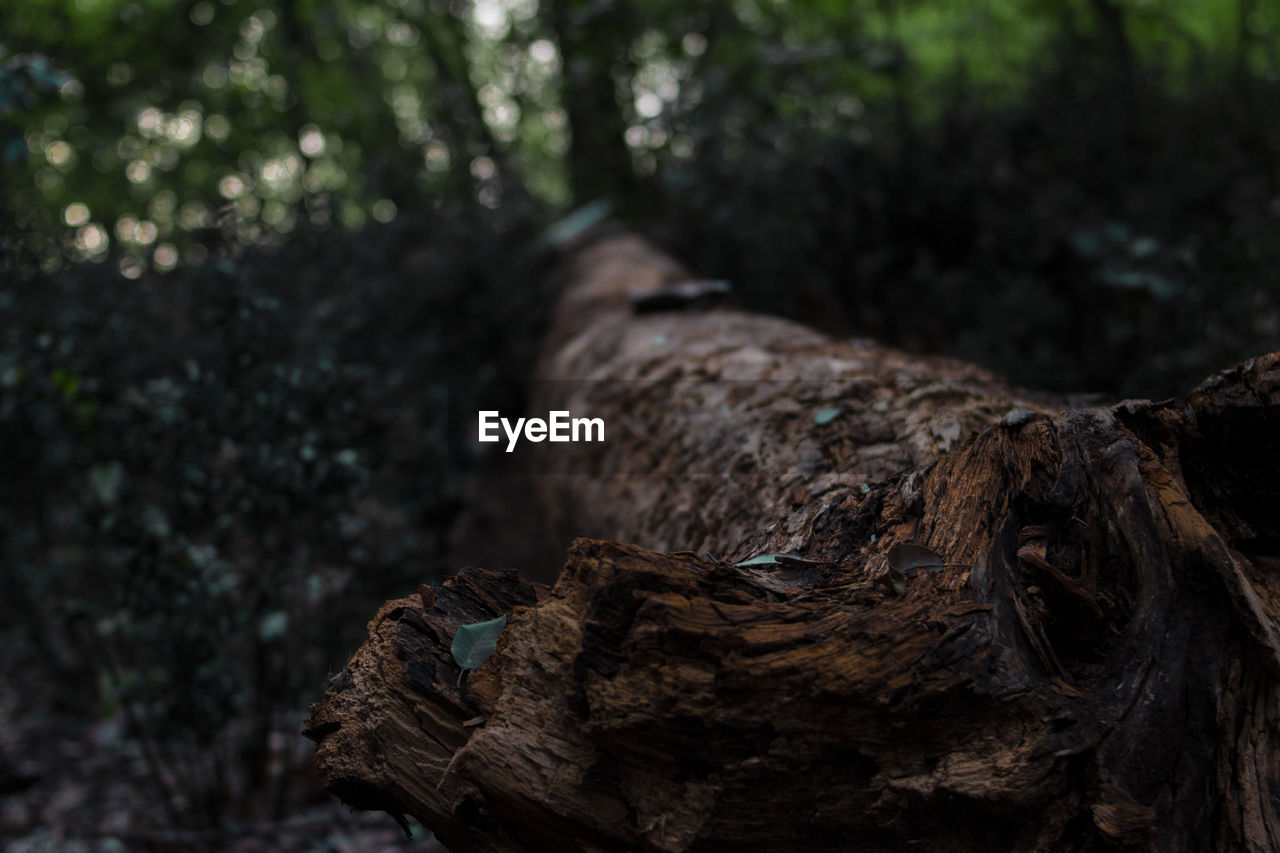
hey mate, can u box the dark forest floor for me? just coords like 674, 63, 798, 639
0, 629, 447, 852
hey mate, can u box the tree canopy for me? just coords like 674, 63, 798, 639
4, 1, 1275, 274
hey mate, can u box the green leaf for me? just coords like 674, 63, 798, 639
1129, 236, 1160, 259
52, 368, 78, 400
1098, 268, 1147, 289
540, 199, 612, 248
451, 614, 507, 686
887, 543, 947, 574
258, 611, 289, 641
1071, 229, 1102, 257
733, 553, 785, 566
1104, 221, 1131, 244
4, 137, 27, 164
732, 552, 832, 567
88, 461, 124, 505
814, 407, 841, 425
28, 57, 71, 90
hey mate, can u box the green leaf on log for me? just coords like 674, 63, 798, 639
814, 407, 841, 425
733, 553, 787, 566
733, 552, 833, 567
539, 199, 612, 248
452, 614, 507, 687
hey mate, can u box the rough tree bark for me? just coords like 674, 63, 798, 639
304, 233, 1280, 852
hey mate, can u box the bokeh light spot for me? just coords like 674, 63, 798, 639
218, 174, 247, 199
530, 39, 557, 63
682, 32, 707, 56
299, 125, 325, 157
471, 0, 509, 39
470, 155, 495, 180
126, 160, 152, 184
203, 64, 229, 89
135, 220, 159, 245
115, 215, 139, 242
179, 202, 211, 229
166, 112, 203, 146
386, 22, 419, 47
205, 114, 231, 141
107, 62, 133, 86
425, 141, 450, 172
190, 1, 214, 25
137, 107, 163, 137
76, 223, 108, 254
153, 243, 179, 271
63, 203, 90, 227
120, 256, 145, 279
45, 140, 74, 167
635, 91, 662, 118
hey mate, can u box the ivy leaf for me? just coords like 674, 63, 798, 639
451, 614, 507, 687
888, 543, 948, 574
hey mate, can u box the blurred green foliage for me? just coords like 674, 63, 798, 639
1, 0, 1278, 831
649, 58, 1280, 394
5, 0, 1276, 279
0, 197, 542, 821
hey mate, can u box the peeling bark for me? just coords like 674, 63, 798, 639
306, 234, 1280, 852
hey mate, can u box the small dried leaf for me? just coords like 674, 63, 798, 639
888, 543, 948, 574
876, 567, 907, 596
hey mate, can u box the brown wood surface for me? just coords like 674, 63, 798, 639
305, 234, 1280, 852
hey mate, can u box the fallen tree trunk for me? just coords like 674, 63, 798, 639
305, 233, 1280, 852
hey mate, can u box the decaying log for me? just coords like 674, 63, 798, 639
305, 233, 1280, 852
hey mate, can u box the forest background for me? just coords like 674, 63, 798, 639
1, 0, 1278, 847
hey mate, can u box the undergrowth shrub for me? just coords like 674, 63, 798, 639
0, 195, 545, 823
649, 50, 1280, 398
